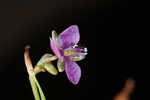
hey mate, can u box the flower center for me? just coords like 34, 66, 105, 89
64, 50, 75, 56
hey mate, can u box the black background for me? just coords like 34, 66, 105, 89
0, 0, 140, 100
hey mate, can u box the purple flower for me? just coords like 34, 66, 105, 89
50, 25, 87, 85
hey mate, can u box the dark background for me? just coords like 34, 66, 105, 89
0, 0, 140, 100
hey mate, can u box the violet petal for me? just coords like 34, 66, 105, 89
58, 25, 80, 49
65, 57, 81, 85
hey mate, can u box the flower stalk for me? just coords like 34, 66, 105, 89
24, 45, 58, 100
34, 66, 46, 75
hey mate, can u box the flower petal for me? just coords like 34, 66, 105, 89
69, 55, 85, 62
58, 25, 80, 49
50, 38, 62, 60
65, 57, 81, 85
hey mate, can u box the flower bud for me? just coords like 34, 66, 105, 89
52, 30, 61, 47
44, 62, 58, 75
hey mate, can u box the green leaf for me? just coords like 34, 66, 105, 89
44, 62, 58, 75
57, 58, 65, 72
37, 54, 53, 66
33, 76, 46, 100
29, 76, 40, 100
69, 55, 85, 61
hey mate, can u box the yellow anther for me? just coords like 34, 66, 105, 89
64, 50, 74, 56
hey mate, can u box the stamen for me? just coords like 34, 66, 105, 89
72, 44, 78, 48
84, 48, 88, 52
80, 47, 88, 53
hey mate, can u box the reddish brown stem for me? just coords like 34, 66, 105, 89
24, 45, 34, 75
113, 78, 135, 100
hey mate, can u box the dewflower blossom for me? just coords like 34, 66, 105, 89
24, 25, 88, 100
50, 25, 87, 84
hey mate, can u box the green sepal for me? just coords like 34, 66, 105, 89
52, 30, 61, 47
57, 58, 65, 72
37, 53, 53, 66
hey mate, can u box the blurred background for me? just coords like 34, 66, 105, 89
0, 0, 140, 100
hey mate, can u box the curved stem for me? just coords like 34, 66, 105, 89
44, 56, 58, 62
34, 66, 46, 75
24, 45, 34, 75
24, 45, 46, 100
24, 45, 59, 100
34, 55, 58, 75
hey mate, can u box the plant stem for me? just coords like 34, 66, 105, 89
29, 76, 40, 100
24, 45, 46, 100
33, 76, 46, 100
24, 45, 58, 100
24, 45, 34, 75
45, 56, 58, 62
34, 66, 46, 75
